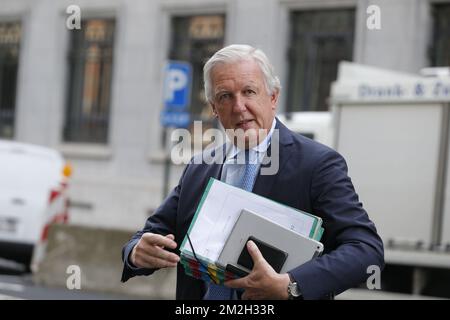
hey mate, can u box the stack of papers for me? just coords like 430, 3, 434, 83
179, 178, 324, 284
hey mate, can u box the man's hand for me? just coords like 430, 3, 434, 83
224, 240, 290, 300
131, 233, 180, 269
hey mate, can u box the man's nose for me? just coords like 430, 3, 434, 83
232, 94, 247, 113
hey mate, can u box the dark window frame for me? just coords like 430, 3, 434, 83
166, 14, 226, 147
431, 4, 450, 67
0, 21, 21, 139
63, 18, 116, 144
286, 9, 355, 112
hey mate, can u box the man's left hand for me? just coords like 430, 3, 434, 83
224, 240, 290, 300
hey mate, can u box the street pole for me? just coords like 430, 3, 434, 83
162, 127, 172, 200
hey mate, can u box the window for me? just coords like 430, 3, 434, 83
64, 19, 115, 143
0, 22, 21, 139
431, 4, 450, 67
168, 15, 225, 145
286, 9, 355, 112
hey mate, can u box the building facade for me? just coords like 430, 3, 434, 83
0, 0, 448, 230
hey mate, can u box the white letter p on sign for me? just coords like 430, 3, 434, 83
165, 69, 188, 102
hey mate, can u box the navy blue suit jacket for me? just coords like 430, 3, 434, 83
121, 119, 384, 300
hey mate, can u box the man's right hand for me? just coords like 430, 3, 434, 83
130, 233, 180, 269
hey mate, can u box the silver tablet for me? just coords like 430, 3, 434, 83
217, 209, 324, 274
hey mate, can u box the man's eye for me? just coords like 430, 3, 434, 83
244, 89, 256, 95
219, 93, 231, 100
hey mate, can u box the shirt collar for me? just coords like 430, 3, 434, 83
226, 118, 276, 160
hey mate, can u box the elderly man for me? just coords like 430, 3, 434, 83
121, 44, 384, 300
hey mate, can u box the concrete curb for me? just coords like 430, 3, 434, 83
0, 294, 23, 300
32, 224, 176, 299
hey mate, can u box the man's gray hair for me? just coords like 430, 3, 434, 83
203, 44, 281, 103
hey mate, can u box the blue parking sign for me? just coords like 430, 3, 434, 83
164, 61, 192, 109
161, 61, 192, 128
160, 110, 190, 128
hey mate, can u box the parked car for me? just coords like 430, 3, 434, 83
0, 139, 71, 271
276, 112, 334, 147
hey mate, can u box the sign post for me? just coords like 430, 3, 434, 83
160, 61, 192, 199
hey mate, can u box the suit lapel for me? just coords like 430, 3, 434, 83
253, 119, 294, 198
208, 162, 223, 181
203, 143, 227, 181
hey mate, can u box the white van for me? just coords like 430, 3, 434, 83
277, 112, 334, 147
0, 140, 71, 271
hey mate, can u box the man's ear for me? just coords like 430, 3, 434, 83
271, 90, 280, 110
211, 103, 218, 117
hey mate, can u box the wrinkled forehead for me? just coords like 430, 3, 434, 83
210, 58, 265, 87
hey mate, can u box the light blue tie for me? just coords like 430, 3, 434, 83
204, 150, 260, 300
